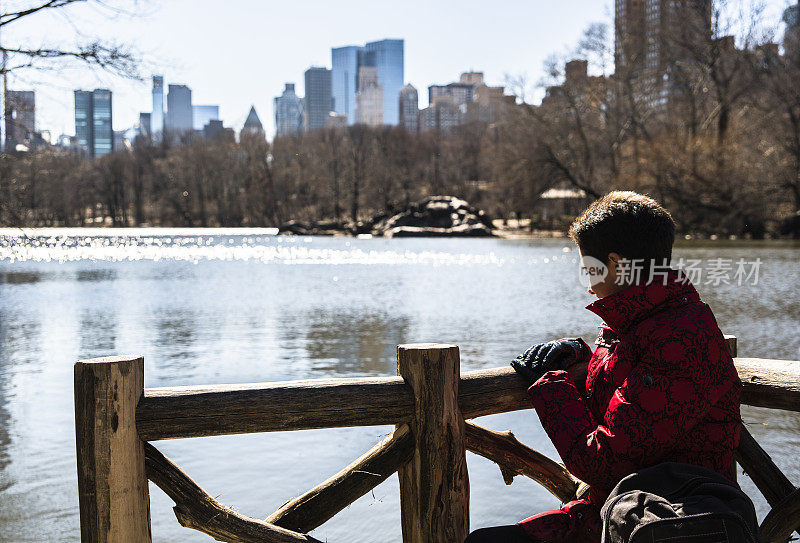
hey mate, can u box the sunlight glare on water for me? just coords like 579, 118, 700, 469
0, 228, 511, 267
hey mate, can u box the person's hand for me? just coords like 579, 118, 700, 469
510, 339, 589, 386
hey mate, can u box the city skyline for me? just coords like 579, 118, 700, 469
7, 0, 792, 141
2, 0, 620, 140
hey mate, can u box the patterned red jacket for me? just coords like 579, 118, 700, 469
518, 269, 742, 542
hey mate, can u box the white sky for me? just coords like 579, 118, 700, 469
8, 0, 792, 140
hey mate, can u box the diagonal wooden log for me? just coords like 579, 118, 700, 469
266, 424, 413, 533
735, 426, 796, 507
144, 442, 322, 543
760, 487, 800, 543
464, 421, 584, 503
735, 425, 799, 541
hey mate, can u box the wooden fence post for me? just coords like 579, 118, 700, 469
397, 344, 469, 543
75, 356, 152, 542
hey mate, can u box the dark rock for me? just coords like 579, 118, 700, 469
384, 224, 494, 238
313, 220, 346, 231
372, 196, 495, 237
779, 212, 800, 239
278, 220, 311, 235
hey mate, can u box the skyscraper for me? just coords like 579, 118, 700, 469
615, 0, 646, 77
418, 102, 461, 134
420, 71, 509, 131
331, 45, 359, 123
784, 1, 800, 59
74, 90, 93, 155
364, 39, 404, 125
465, 83, 513, 125
428, 83, 474, 107
138, 113, 151, 139
203, 120, 226, 141
74, 89, 113, 158
355, 66, 383, 126
274, 83, 304, 137
304, 67, 333, 132
645, 0, 712, 74
151, 76, 164, 137
241, 106, 265, 139
615, 0, 712, 104
193, 105, 220, 131
615, 1, 712, 75
5, 90, 35, 151
166, 84, 193, 134
92, 89, 113, 157
399, 84, 419, 133
331, 39, 404, 126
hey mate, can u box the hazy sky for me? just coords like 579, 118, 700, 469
11, 0, 793, 139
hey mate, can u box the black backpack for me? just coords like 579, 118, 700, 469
601, 462, 762, 543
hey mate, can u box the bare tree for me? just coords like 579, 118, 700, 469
0, 1, 140, 77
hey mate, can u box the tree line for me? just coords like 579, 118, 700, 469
3, 5, 800, 236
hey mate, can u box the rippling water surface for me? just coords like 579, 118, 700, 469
0, 230, 798, 542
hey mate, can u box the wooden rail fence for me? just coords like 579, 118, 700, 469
74, 336, 800, 542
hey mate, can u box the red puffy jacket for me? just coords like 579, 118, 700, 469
518, 269, 742, 542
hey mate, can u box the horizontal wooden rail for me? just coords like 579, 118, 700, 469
138, 358, 800, 441
735, 358, 800, 413
137, 376, 411, 440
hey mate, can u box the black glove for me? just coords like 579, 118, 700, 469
510, 339, 589, 386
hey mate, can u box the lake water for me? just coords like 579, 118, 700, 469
0, 230, 798, 542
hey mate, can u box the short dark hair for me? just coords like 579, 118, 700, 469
569, 191, 676, 269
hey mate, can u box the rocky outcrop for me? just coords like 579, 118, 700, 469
780, 211, 800, 239
372, 196, 494, 238
277, 196, 495, 237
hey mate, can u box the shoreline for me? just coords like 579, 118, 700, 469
1, 226, 798, 243
0, 225, 566, 239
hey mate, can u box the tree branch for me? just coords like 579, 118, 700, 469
0, 42, 139, 78
0, 0, 86, 28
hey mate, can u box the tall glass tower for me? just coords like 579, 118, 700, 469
166, 84, 193, 134
399, 84, 419, 133
151, 76, 164, 137
364, 39, 403, 125
274, 83, 304, 136
332, 46, 359, 123
74, 90, 93, 156
304, 67, 333, 132
74, 89, 113, 158
193, 105, 219, 131
92, 89, 113, 157
331, 39, 404, 126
